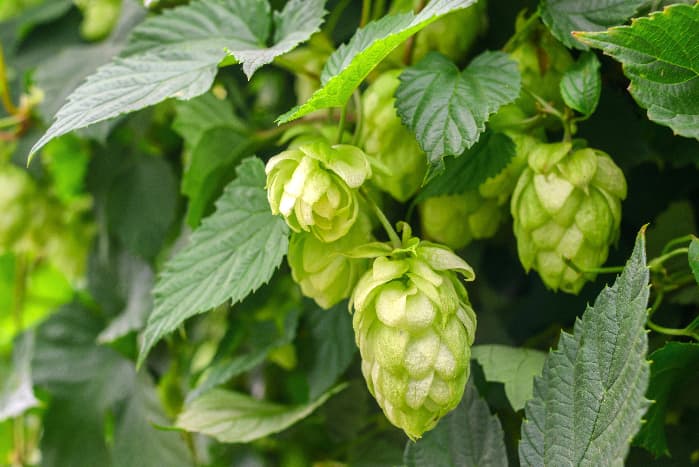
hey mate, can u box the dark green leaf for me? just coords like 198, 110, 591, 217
277, 0, 476, 123
0, 332, 38, 421
689, 236, 699, 285
29, 0, 326, 157
471, 344, 546, 411
560, 51, 601, 116
139, 157, 289, 366
106, 155, 178, 260
576, 4, 699, 139
634, 342, 699, 457
396, 51, 520, 165
404, 381, 508, 467
414, 131, 515, 202
176, 384, 346, 443
305, 303, 357, 399
519, 228, 651, 465
540, 0, 646, 49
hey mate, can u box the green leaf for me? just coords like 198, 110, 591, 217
539, 0, 646, 49
0, 332, 38, 421
395, 51, 520, 165
305, 302, 357, 399
519, 228, 651, 465
404, 381, 508, 467
689, 236, 699, 285
172, 92, 246, 148
471, 344, 546, 411
176, 384, 346, 443
29, 0, 326, 157
576, 4, 699, 139
414, 131, 515, 202
276, 0, 476, 123
633, 342, 699, 457
139, 157, 289, 366
106, 155, 178, 260
560, 51, 601, 116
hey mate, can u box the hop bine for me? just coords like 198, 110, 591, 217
350, 226, 476, 439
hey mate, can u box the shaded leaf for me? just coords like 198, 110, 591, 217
30, 0, 326, 157
404, 381, 507, 467
689, 236, 699, 285
634, 342, 699, 457
396, 51, 520, 165
176, 384, 346, 443
519, 228, 651, 466
471, 344, 546, 411
0, 332, 38, 421
560, 51, 601, 116
139, 157, 289, 366
414, 131, 515, 202
540, 0, 646, 49
277, 0, 476, 123
576, 4, 699, 139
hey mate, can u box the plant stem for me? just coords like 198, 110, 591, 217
0, 43, 18, 116
360, 0, 371, 27
361, 187, 401, 248
563, 257, 624, 275
646, 319, 699, 341
402, 0, 427, 66
254, 113, 354, 142
351, 90, 363, 146
0, 114, 22, 129
371, 0, 386, 20
649, 247, 689, 271
661, 234, 693, 255
647, 290, 664, 319
502, 10, 540, 52
336, 104, 347, 144
323, 0, 352, 35
13, 254, 27, 332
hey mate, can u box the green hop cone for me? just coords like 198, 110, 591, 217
266, 141, 372, 242
288, 212, 373, 309
75, 0, 121, 41
508, 15, 573, 116
351, 227, 477, 439
511, 142, 627, 293
360, 71, 426, 202
419, 133, 533, 250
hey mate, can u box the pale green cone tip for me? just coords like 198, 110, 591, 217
511, 143, 627, 293
350, 234, 476, 439
265, 140, 372, 243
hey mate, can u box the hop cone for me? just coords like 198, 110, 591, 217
266, 141, 371, 242
419, 133, 533, 249
511, 142, 627, 293
360, 71, 425, 202
288, 213, 373, 309
351, 231, 477, 439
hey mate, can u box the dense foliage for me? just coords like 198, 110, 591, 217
1, 0, 698, 466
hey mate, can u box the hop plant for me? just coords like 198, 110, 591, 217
266, 141, 372, 242
511, 142, 627, 293
351, 226, 476, 439
288, 213, 373, 309
419, 133, 534, 250
360, 71, 425, 202
0, 164, 37, 250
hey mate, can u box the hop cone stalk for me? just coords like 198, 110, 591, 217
288, 212, 373, 309
351, 231, 476, 439
511, 142, 627, 293
360, 71, 425, 202
266, 141, 371, 242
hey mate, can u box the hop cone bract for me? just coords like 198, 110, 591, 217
360, 71, 425, 202
351, 233, 476, 439
511, 142, 627, 293
266, 141, 371, 242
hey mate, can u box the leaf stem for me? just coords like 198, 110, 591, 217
0, 113, 22, 129
646, 319, 699, 341
323, 0, 352, 35
648, 247, 689, 271
0, 43, 18, 116
351, 90, 363, 146
360, 0, 371, 27
502, 10, 540, 53
661, 234, 693, 255
371, 0, 386, 20
336, 104, 347, 144
563, 257, 624, 275
361, 187, 401, 248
